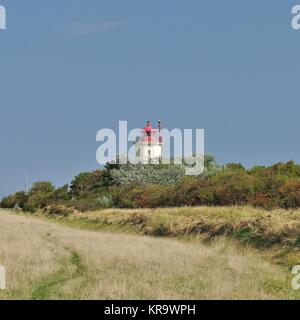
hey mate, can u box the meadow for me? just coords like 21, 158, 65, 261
1, 206, 300, 300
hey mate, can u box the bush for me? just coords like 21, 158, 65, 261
269, 161, 300, 178
225, 163, 245, 171
5, 158, 300, 211
212, 171, 255, 205
171, 177, 215, 206
252, 170, 286, 195
65, 197, 98, 212
95, 195, 114, 208
110, 163, 186, 186
135, 185, 171, 208
0, 191, 28, 209
115, 185, 171, 208
52, 184, 70, 201
248, 193, 278, 210
0, 195, 16, 208
24, 181, 55, 211
278, 179, 300, 208
43, 205, 79, 217
70, 170, 107, 197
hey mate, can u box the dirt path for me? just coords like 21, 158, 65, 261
0, 211, 299, 300
30, 237, 88, 300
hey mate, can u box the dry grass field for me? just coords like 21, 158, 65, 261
63, 206, 300, 266
0, 208, 300, 300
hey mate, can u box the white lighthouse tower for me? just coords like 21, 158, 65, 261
135, 121, 163, 164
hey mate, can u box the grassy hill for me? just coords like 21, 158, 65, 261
1, 207, 300, 299
40, 206, 300, 266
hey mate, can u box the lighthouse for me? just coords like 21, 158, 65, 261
135, 121, 163, 164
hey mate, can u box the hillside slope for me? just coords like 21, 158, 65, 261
0, 210, 299, 300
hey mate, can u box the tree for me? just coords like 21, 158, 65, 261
269, 161, 300, 178
225, 163, 245, 171
0, 191, 28, 209
278, 179, 300, 208
101, 162, 120, 187
25, 181, 55, 211
204, 154, 218, 170
70, 172, 92, 197
30, 181, 55, 194
70, 170, 105, 197
88, 170, 104, 192
52, 184, 70, 201
212, 171, 255, 205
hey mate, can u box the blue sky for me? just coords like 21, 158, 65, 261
0, 0, 299, 197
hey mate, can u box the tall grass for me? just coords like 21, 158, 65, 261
0, 209, 300, 299
50, 206, 300, 267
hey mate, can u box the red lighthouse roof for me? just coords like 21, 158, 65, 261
143, 121, 155, 133
142, 121, 159, 143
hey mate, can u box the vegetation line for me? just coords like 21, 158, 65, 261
3, 158, 300, 213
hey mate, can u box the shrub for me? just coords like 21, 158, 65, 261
0, 191, 28, 209
95, 195, 114, 208
110, 163, 186, 186
69, 170, 106, 197
5, 157, 300, 212
30, 181, 55, 194
225, 163, 245, 171
64, 197, 99, 212
0, 195, 16, 208
278, 179, 300, 208
171, 177, 207, 206
212, 171, 255, 205
252, 170, 286, 195
43, 205, 79, 217
269, 161, 300, 178
115, 185, 171, 208
249, 193, 278, 210
52, 184, 70, 201
70, 172, 93, 198
135, 185, 171, 208
23, 181, 55, 211
116, 187, 145, 208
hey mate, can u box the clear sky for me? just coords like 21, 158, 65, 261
0, 0, 299, 197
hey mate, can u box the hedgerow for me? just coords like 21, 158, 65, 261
2, 157, 300, 211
